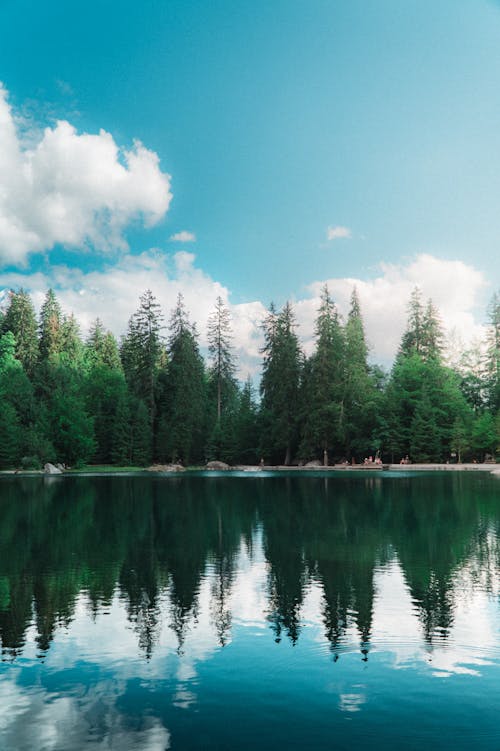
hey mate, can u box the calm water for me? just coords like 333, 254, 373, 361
1, 471, 500, 750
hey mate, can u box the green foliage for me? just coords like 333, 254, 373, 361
158, 294, 206, 464
120, 290, 164, 428
0, 284, 499, 469
299, 286, 343, 463
39, 289, 63, 362
260, 301, 302, 465
1, 289, 39, 374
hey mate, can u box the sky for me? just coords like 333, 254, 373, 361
0, 0, 499, 373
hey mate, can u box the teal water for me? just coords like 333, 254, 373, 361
1, 471, 500, 750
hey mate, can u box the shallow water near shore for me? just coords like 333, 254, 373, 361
1, 471, 500, 750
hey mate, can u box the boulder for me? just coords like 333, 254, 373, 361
206, 460, 230, 471
44, 463, 62, 474
305, 460, 323, 467
147, 464, 184, 472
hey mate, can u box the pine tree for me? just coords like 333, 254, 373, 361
235, 377, 259, 464
409, 387, 442, 461
159, 294, 206, 464
484, 292, 500, 412
60, 313, 84, 367
260, 301, 302, 465
39, 289, 63, 362
130, 398, 152, 466
121, 290, 164, 429
300, 286, 344, 464
206, 296, 238, 461
1, 289, 39, 375
421, 300, 443, 361
111, 391, 132, 465
342, 288, 379, 458
207, 296, 237, 422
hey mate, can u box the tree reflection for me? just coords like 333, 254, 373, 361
0, 472, 499, 660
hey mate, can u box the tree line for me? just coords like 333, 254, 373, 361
0, 284, 499, 468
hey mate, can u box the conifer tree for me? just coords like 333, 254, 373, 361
260, 301, 302, 465
60, 313, 84, 367
159, 294, 206, 464
121, 290, 164, 429
235, 377, 259, 464
206, 296, 238, 461
399, 287, 424, 358
342, 288, 379, 458
130, 398, 152, 466
484, 292, 500, 412
1, 289, 39, 375
86, 320, 122, 371
39, 289, 63, 362
207, 296, 237, 422
300, 286, 344, 464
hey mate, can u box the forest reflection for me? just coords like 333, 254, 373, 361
0, 473, 499, 661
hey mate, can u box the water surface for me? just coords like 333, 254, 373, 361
1, 471, 500, 750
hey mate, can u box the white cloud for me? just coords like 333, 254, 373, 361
0, 83, 172, 265
304, 253, 488, 363
0, 252, 488, 373
0, 250, 267, 379
327, 225, 351, 241
169, 230, 196, 243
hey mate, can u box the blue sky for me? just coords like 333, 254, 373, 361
0, 0, 499, 367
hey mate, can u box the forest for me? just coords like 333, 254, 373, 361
0, 284, 499, 468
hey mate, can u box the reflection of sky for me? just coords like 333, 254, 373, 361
2, 534, 500, 749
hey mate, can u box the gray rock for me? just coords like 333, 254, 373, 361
305, 460, 323, 467
206, 460, 230, 470
147, 464, 184, 472
44, 463, 62, 474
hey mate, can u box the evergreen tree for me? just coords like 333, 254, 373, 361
300, 286, 344, 464
206, 296, 238, 461
421, 300, 443, 361
159, 294, 206, 464
409, 387, 442, 461
381, 291, 470, 462
111, 391, 132, 465
235, 377, 259, 464
1, 289, 39, 375
121, 290, 164, 428
260, 301, 302, 465
86, 319, 122, 371
399, 287, 424, 357
484, 292, 500, 412
39, 289, 63, 362
60, 313, 84, 367
130, 398, 152, 466
207, 296, 236, 421
342, 288, 379, 458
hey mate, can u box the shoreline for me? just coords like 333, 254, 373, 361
1, 462, 500, 477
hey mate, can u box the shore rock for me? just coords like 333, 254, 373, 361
147, 464, 184, 472
304, 460, 323, 467
206, 460, 231, 470
44, 463, 62, 474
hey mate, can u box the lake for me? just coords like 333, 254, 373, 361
0, 471, 499, 750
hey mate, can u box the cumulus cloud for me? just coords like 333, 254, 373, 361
0, 251, 488, 374
169, 230, 196, 243
0, 250, 267, 378
0, 83, 172, 265
327, 225, 351, 241
304, 253, 488, 363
